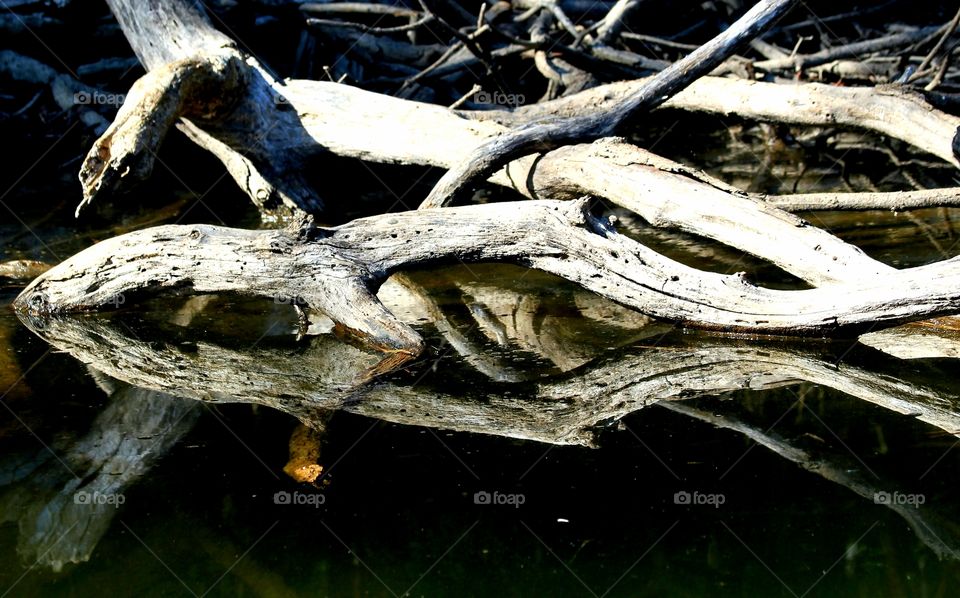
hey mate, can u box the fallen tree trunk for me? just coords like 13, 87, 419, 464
14, 200, 960, 354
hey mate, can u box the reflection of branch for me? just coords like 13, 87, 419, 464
18, 313, 960, 560
388, 272, 663, 381
0, 384, 199, 571
19, 314, 960, 447
662, 401, 960, 560
389, 274, 529, 382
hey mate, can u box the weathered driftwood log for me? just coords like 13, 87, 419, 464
52, 0, 960, 349
487, 76, 960, 169
13, 199, 960, 356
70, 64, 957, 291
763, 188, 960, 211
73, 44, 956, 291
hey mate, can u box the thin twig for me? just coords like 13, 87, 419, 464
910, 5, 960, 83
594, 0, 645, 46
305, 15, 434, 35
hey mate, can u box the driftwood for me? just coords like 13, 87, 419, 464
28, 0, 959, 350
8, 0, 960, 580
15, 199, 960, 368
68, 76, 958, 290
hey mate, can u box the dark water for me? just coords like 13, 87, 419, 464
4, 128, 960, 597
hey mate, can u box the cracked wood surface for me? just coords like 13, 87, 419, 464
14, 200, 960, 353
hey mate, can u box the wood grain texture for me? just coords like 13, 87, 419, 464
14, 200, 960, 350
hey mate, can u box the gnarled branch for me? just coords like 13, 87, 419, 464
14, 200, 960, 353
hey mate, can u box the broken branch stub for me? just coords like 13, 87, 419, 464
79, 0, 325, 219
77, 54, 247, 213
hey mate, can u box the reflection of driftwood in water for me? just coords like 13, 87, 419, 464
15, 312, 960, 561
19, 313, 960, 447
387, 273, 663, 381
861, 326, 960, 360
662, 401, 960, 560
0, 381, 199, 571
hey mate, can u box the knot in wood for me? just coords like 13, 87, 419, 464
22, 288, 51, 314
